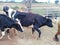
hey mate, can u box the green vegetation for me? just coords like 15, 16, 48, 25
11, 6, 19, 10
31, 8, 46, 15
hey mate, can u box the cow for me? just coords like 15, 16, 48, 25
3, 6, 53, 38
0, 14, 23, 39
54, 21, 60, 41
3, 6, 24, 31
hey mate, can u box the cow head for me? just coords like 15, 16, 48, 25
46, 19, 53, 27
3, 6, 9, 13
3, 6, 9, 15
11, 24, 23, 32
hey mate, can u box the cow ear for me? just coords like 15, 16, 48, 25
45, 16, 49, 19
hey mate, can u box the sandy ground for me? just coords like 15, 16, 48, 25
0, 22, 60, 45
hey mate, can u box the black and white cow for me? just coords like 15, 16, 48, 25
3, 6, 53, 38
0, 14, 23, 39
3, 6, 24, 31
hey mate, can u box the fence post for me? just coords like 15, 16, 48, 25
24, 0, 32, 12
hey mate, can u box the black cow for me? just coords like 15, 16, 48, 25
0, 14, 23, 39
14, 12, 53, 38
3, 6, 53, 38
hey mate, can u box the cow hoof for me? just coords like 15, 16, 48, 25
54, 35, 59, 41
53, 37, 59, 42
55, 38, 59, 41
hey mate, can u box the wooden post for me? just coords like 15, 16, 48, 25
25, 0, 32, 12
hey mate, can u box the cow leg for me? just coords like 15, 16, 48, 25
54, 34, 59, 41
7, 35, 12, 40
34, 26, 41, 38
7, 29, 9, 33
0, 31, 5, 39
7, 29, 12, 40
32, 28, 35, 34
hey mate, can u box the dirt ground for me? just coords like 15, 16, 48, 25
0, 22, 60, 45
